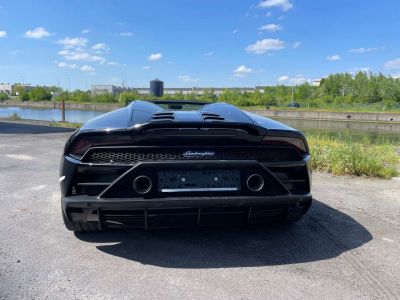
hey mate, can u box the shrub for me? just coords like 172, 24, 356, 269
118, 91, 139, 106
28, 87, 52, 101
0, 92, 8, 101
308, 135, 399, 178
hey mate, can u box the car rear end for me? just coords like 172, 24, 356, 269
60, 101, 312, 231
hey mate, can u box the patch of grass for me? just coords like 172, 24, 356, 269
49, 121, 82, 129
307, 134, 399, 178
8, 112, 21, 120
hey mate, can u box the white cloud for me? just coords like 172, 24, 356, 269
178, 75, 199, 83
277, 75, 310, 85
58, 50, 69, 56
392, 73, 400, 79
327, 54, 341, 61
91, 43, 110, 53
204, 51, 214, 56
293, 41, 301, 48
384, 58, 400, 70
120, 32, 134, 36
81, 65, 95, 72
0, 31, 7, 38
141, 65, 151, 70
57, 62, 79, 69
232, 29, 238, 35
258, 0, 293, 11
81, 29, 91, 34
277, 75, 289, 82
24, 27, 52, 39
59, 50, 105, 64
233, 65, 253, 77
147, 53, 162, 61
57, 37, 87, 48
258, 24, 282, 32
349, 47, 379, 53
246, 38, 285, 54
107, 61, 125, 67
290, 75, 310, 85
91, 43, 107, 50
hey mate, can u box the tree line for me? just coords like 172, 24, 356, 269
2, 72, 400, 109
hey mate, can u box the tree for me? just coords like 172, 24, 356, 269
28, 87, 52, 101
0, 92, 8, 101
118, 91, 140, 105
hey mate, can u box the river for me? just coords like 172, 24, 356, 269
0, 106, 399, 143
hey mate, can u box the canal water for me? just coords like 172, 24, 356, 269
0, 106, 399, 143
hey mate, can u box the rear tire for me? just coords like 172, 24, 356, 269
62, 208, 101, 232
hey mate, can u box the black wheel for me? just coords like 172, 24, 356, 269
62, 207, 101, 232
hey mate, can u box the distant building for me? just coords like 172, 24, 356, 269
312, 79, 322, 87
0, 83, 36, 95
0, 83, 12, 94
91, 85, 134, 95
150, 79, 164, 97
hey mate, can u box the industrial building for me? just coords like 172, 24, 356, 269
0, 83, 36, 95
90, 85, 135, 95
90, 84, 257, 96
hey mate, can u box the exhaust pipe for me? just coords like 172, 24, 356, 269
246, 174, 264, 192
133, 175, 152, 194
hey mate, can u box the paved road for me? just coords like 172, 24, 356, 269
0, 122, 399, 299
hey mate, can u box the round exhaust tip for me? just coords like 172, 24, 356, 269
133, 175, 152, 195
246, 174, 264, 192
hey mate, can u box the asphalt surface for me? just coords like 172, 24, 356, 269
0, 121, 399, 299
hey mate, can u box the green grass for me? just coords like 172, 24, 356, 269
49, 121, 82, 129
307, 134, 399, 178
8, 112, 21, 120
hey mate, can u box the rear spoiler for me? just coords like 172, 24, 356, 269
127, 121, 267, 136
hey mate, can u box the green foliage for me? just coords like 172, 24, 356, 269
118, 91, 140, 105
308, 134, 399, 178
92, 93, 117, 103
8, 112, 21, 120
70, 90, 92, 102
0, 92, 8, 101
28, 87, 52, 101
13, 84, 26, 96
19, 92, 30, 101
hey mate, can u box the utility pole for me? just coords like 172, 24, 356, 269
62, 75, 70, 122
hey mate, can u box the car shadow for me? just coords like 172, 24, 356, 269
0, 122, 75, 134
75, 199, 372, 268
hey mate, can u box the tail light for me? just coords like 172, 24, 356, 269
262, 136, 308, 154
68, 134, 133, 157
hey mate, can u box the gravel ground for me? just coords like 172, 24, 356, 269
0, 121, 399, 299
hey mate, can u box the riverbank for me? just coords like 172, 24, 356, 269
0, 99, 121, 112
1, 100, 400, 123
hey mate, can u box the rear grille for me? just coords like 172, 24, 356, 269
84, 147, 302, 164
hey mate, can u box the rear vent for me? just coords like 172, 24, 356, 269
151, 112, 175, 121
202, 112, 225, 121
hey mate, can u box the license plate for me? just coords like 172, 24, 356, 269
158, 170, 240, 192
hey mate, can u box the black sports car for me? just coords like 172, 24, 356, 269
60, 100, 312, 232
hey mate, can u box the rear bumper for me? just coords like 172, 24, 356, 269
61, 154, 312, 228
62, 194, 312, 228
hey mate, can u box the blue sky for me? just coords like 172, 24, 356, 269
1, 0, 400, 90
